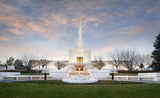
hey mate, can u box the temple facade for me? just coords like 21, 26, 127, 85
68, 18, 92, 71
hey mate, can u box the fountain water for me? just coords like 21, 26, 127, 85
62, 68, 98, 84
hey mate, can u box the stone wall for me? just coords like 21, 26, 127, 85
89, 69, 111, 79
49, 69, 69, 79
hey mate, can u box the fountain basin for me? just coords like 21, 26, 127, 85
62, 75, 98, 84
62, 78, 98, 83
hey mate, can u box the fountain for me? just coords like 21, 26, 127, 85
62, 68, 98, 84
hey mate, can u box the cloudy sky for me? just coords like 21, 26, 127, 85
0, 0, 160, 60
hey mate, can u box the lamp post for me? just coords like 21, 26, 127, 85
44, 70, 47, 80
79, 67, 80, 77
111, 71, 114, 81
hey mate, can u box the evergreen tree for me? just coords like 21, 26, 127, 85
154, 33, 160, 49
152, 32, 160, 71
14, 59, 25, 70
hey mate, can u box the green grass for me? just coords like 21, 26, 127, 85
15, 80, 143, 85
0, 80, 160, 98
114, 73, 138, 76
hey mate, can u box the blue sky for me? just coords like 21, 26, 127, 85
0, 0, 160, 60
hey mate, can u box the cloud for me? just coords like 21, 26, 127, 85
39, 13, 68, 25
102, 47, 113, 52
0, 2, 17, 13
8, 29, 23, 35
146, 7, 160, 14
27, 22, 44, 33
0, 2, 27, 35
0, 36, 9, 41
118, 26, 143, 36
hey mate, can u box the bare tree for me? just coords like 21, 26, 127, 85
138, 54, 146, 70
135, 53, 152, 69
144, 53, 152, 67
121, 50, 142, 71
139, 64, 144, 70
109, 50, 123, 69
21, 54, 38, 71
39, 59, 50, 69
139, 54, 146, 64
4, 57, 15, 70
55, 61, 67, 70
0, 60, 2, 70
6, 57, 15, 65
93, 57, 105, 70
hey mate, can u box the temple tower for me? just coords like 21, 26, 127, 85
69, 18, 91, 71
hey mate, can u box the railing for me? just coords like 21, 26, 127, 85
107, 75, 155, 81
3, 75, 52, 80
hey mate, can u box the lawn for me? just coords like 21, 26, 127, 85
0, 80, 160, 98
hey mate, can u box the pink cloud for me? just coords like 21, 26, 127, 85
12, 23, 21, 29
8, 29, 23, 35
0, 2, 16, 12
39, 14, 68, 25
71, 16, 102, 28
128, 27, 143, 36
27, 23, 45, 33
102, 47, 113, 52
0, 36, 9, 41
0, 16, 19, 26
119, 26, 143, 36
0, 11, 25, 36
27, 21, 61, 41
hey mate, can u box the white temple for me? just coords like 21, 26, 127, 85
68, 18, 92, 71
49, 18, 112, 82
41, 17, 125, 70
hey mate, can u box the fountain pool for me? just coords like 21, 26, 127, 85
62, 75, 98, 84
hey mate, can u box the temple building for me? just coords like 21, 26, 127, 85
48, 18, 113, 80
41, 18, 119, 70
68, 18, 92, 71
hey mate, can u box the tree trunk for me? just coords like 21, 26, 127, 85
116, 66, 118, 69
5, 65, 8, 70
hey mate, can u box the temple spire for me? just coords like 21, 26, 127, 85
79, 17, 82, 40
78, 17, 83, 48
